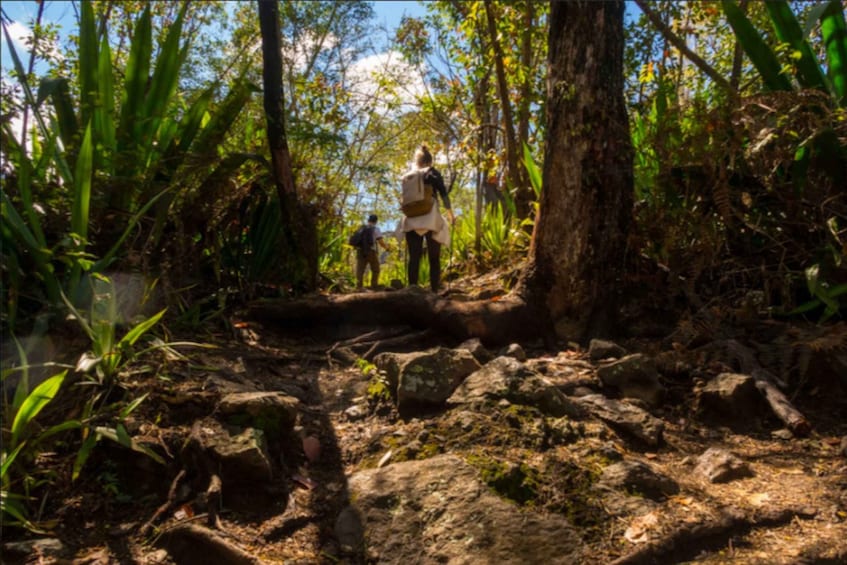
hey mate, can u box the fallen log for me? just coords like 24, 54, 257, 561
722, 340, 811, 437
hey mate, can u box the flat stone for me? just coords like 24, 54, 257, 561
694, 448, 753, 483
449, 356, 585, 418
346, 455, 583, 564
596, 354, 665, 407
575, 394, 664, 447
588, 339, 627, 361
598, 460, 679, 499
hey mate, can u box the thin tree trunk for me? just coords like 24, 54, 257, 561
258, 0, 297, 199
258, 0, 318, 291
519, 0, 633, 341
730, 0, 749, 90
483, 0, 531, 219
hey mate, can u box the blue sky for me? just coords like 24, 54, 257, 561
0, 1, 429, 75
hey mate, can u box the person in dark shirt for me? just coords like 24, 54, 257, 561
356, 214, 390, 289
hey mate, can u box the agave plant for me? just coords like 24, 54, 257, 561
0, 0, 256, 327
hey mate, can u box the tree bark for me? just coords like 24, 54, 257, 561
518, 0, 634, 342
257, 0, 318, 291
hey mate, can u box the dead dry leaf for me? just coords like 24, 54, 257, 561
624, 511, 660, 544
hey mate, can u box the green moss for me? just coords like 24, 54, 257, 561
466, 453, 539, 505
535, 458, 606, 540
415, 442, 442, 460
366, 374, 392, 404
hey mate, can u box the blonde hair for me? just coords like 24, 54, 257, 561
415, 144, 433, 168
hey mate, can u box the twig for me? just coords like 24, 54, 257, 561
140, 469, 187, 537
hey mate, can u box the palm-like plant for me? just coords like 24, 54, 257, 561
1, 1, 256, 328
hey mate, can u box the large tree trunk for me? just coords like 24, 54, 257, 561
519, 0, 633, 341
258, 0, 318, 291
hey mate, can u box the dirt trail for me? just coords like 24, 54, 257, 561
3, 309, 847, 564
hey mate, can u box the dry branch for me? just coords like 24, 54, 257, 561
722, 339, 811, 436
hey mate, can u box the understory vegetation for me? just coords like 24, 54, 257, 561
1, 0, 845, 536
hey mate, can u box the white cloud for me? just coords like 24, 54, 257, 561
6, 21, 31, 52
347, 49, 426, 111
2, 20, 64, 65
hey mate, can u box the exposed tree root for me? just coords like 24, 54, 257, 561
610, 506, 817, 565
140, 469, 187, 537
245, 287, 548, 347
156, 522, 259, 565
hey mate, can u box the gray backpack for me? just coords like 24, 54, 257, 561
400, 167, 433, 217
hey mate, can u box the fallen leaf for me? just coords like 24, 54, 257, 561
624, 511, 660, 544
174, 503, 194, 520
747, 492, 770, 506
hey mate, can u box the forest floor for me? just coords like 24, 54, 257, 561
3, 271, 847, 565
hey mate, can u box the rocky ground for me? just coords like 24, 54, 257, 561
3, 283, 847, 564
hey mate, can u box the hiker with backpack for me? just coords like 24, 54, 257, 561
398, 144, 455, 292
350, 214, 389, 290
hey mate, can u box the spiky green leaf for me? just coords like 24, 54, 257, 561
722, 0, 793, 91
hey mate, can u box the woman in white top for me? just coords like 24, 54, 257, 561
398, 145, 455, 292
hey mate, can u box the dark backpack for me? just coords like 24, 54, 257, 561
348, 225, 375, 252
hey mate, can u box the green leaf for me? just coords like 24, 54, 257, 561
765, 1, 829, 91
72, 432, 98, 481
95, 33, 116, 173
11, 337, 30, 411
821, 0, 847, 105
71, 123, 94, 241
10, 371, 67, 446
118, 308, 165, 349
804, 2, 833, 37
94, 426, 165, 464
522, 142, 542, 198
79, 0, 99, 130
120, 393, 149, 419
119, 4, 152, 162
1, 442, 27, 480
139, 2, 190, 154
722, 0, 793, 92
36, 77, 79, 152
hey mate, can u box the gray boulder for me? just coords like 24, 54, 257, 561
374, 347, 481, 412
575, 394, 664, 447
449, 356, 585, 418
218, 391, 299, 439
344, 455, 583, 564
596, 354, 666, 407
694, 448, 754, 483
